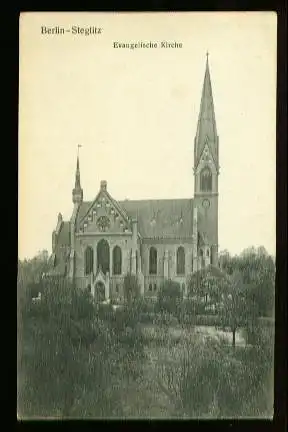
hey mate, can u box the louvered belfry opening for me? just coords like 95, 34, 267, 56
200, 167, 212, 192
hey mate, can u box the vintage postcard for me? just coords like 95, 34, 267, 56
18, 12, 276, 419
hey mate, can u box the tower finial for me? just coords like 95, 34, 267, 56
77, 144, 82, 169
206, 51, 210, 68
77, 144, 82, 158
73, 145, 83, 204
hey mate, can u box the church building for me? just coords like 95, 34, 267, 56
48, 56, 220, 302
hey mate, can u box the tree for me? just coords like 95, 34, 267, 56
187, 265, 229, 314
18, 277, 121, 418
123, 273, 141, 306
18, 251, 50, 299
220, 246, 275, 318
109, 275, 147, 384
217, 247, 276, 348
219, 270, 247, 349
156, 280, 182, 317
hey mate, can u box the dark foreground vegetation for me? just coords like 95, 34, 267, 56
17, 247, 274, 418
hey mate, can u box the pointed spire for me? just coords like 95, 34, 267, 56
72, 145, 83, 204
194, 54, 218, 169
75, 145, 82, 189
75, 155, 81, 189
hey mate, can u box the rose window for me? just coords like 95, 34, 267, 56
96, 216, 110, 232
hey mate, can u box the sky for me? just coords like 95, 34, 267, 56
18, 12, 277, 259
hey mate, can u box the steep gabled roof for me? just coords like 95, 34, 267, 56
76, 202, 91, 226
75, 198, 194, 239
57, 221, 70, 246
75, 187, 131, 231
47, 221, 70, 276
120, 198, 194, 239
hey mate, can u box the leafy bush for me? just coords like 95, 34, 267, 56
157, 332, 273, 418
156, 280, 182, 316
138, 298, 156, 314
97, 303, 115, 322
139, 311, 157, 324
123, 273, 141, 305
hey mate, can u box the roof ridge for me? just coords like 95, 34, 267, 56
80, 197, 194, 204
119, 197, 194, 202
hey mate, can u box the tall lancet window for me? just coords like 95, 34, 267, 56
176, 246, 185, 275
200, 167, 212, 192
113, 246, 122, 275
84, 246, 94, 275
149, 247, 157, 275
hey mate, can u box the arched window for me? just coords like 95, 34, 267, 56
113, 245, 122, 275
87, 284, 91, 293
149, 283, 152, 291
97, 239, 110, 274
149, 247, 157, 275
176, 246, 185, 275
84, 246, 93, 275
153, 284, 157, 291
200, 167, 212, 192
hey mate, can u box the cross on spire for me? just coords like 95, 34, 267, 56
206, 51, 209, 61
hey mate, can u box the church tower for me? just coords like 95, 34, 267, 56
194, 54, 219, 265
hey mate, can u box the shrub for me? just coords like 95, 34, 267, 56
123, 274, 141, 305
139, 311, 156, 324
97, 303, 115, 322
138, 298, 156, 314
156, 280, 182, 316
157, 333, 273, 418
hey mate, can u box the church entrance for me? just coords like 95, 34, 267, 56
95, 282, 105, 302
97, 239, 110, 274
